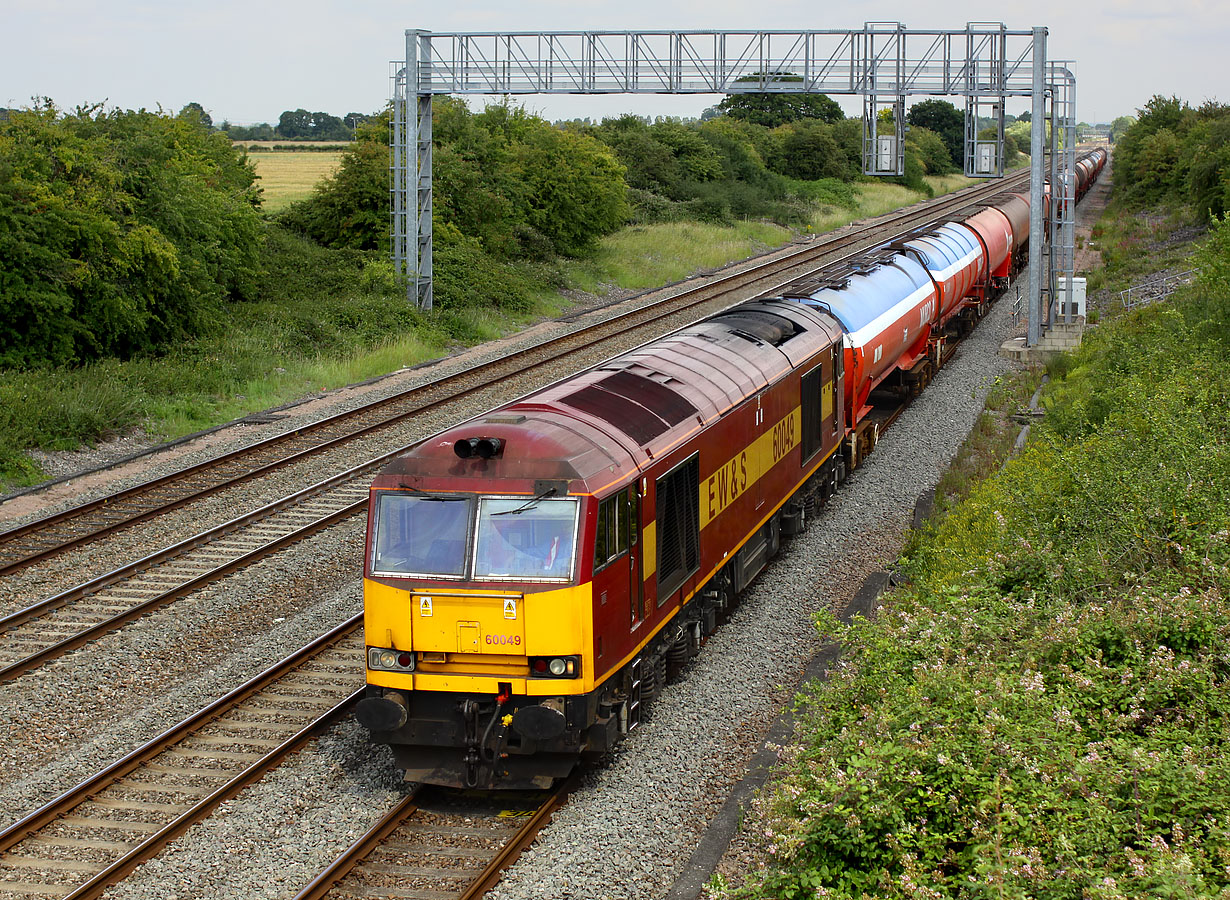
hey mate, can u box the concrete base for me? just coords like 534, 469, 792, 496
999, 319, 1086, 364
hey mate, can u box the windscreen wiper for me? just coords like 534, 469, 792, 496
492, 487, 558, 516
398, 482, 468, 501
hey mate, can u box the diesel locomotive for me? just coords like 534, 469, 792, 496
355, 151, 1107, 789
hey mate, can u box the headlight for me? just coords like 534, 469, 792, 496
529, 655, 580, 678
368, 646, 415, 672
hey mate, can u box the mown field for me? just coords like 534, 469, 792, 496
249, 151, 345, 214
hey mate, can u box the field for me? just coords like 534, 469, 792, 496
248, 151, 345, 213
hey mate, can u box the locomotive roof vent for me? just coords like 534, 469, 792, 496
454, 437, 504, 459
711, 310, 800, 346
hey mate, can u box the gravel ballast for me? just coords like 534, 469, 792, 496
1, 267, 1027, 900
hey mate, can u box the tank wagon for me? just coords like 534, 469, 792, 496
356, 157, 1107, 789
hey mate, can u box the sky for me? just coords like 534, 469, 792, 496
4, 0, 1227, 127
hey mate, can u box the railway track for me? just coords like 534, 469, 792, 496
0, 616, 363, 900
293, 782, 570, 900
0, 170, 1028, 585
0, 613, 570, 900
0, 172, 1028, 684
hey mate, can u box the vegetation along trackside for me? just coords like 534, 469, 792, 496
721, 100, 1230, 900
1, 94, 993, 491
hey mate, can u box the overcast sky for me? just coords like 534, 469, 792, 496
5, 0, 1225, 127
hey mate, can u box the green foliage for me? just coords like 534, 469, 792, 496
287, 98, 627, 261
907, 99, 965, 171
772, 122, 850, 181
511, 123, 629, 257
0, 101, 263, 368
1113, 95, 1230, 218
222, 121, 275, 141
178, 102, 212, 129
1194, 215, 1230, 298
717, 91, 844, 128
591, 113, 808, 226
1110, 115, 1137, 143
280, 115, 390, 251
741, 237, 1230, 899
275, 108, 352, 141
905, 125, 955, 175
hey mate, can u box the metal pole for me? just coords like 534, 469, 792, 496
406, 30, 419, 308
1026, 27, 1046, 347
416, 30, 433, 311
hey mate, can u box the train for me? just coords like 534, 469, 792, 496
355, 150, 1107, 790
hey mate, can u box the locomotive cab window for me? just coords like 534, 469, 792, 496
371, 492, 474, 578
473, 497, 579, 581
594, 488, 636, 572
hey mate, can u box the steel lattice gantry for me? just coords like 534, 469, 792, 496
393, 25, 1077, 346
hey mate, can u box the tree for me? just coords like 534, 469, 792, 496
905, 126, 954, 175
717, 91, 844, 128
0, 102, 262, 367
179, 101, 212, 129
280, 114, 391, 250
1109, 115, 1136, 143
773, 122, 848, 181
284, 100, 628, 259
512, 125, 628, 256
275, 109, 350, 141
906, 99, 964, 173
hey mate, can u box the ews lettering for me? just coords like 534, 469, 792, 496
706, 451, 748, 521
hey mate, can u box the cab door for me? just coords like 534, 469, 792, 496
626, 487, 643, 627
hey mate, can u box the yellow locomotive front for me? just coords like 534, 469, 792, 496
356, 417, 635, 789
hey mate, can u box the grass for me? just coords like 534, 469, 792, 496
1085, 205, 1206, 302
927, 369, 1042, 520
0, 168, 986, 491
562, 220, 791, 292
249, 151, 344, 214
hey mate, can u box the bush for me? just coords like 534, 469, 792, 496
0, 102, 263, 367
741, 256, 1230, 900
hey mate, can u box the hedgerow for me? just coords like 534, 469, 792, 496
736, 219, 1230, 899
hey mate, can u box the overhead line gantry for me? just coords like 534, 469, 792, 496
392, 25, 1079, 346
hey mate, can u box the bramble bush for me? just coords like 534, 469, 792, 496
736, 230, 1230, 899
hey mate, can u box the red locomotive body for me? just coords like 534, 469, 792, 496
358, 300, 846, 788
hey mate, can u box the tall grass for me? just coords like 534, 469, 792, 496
563, 220, 791, 292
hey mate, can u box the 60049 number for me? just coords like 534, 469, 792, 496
485, 634, 522, 646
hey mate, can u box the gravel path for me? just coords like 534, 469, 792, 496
0, 244, 1029, 900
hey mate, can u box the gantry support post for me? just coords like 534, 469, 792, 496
403, 29, 433, 310
1026, 28, 1047, 347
